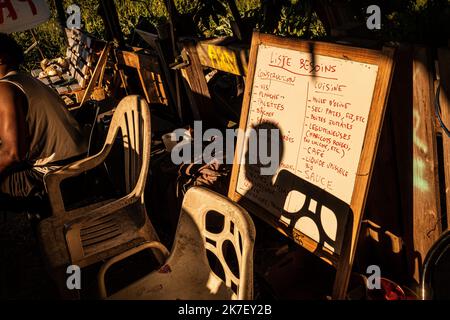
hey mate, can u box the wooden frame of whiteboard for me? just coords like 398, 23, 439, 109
228, 32, 395, 299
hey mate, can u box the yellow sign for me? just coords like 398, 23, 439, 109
206, 45, 240, 75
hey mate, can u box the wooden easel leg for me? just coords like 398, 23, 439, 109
332, 222, 353, 300
332, 259, 351, 299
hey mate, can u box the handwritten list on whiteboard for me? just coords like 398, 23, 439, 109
236, 44, 379, 211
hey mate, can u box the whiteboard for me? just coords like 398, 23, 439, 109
230, 38, 388, 257
236, 44, 379, 209
228, 32, 395, 298
0, 0, 50, 34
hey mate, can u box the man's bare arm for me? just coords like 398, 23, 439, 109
0, 82, 27, 175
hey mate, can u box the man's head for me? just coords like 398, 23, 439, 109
0, 33, 25, 71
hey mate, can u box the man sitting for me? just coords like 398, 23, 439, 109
0, 33, 87, 210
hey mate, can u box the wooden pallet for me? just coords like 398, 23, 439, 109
32, 28, 107, 105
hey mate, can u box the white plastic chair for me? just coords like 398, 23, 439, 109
98, 186, 256, 300
37, 95, 162, 297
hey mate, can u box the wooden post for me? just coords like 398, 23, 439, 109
180, 40, 220, 128
100, 0, 125, 48
164, 0, 184, 122
53, 0, 67, 40
388, 45, 415, 284
437, 48, 450, 229
225, 0, 244, 41
411, 47, 442, 281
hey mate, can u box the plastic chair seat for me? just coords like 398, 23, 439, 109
109, 254, 234, 300
38, 200, 157, 269
99, 187, 256, 300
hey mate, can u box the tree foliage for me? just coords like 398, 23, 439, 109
9, 0, 450, 71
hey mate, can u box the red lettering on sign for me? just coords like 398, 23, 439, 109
0, 0, 37, 25
0, 0, 17, 24
19, 0, 37, 15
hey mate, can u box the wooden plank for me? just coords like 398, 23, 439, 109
196, 40, 249, 76
68, 53, 95, 89
115, 49, 168, 105
136, 29, 177, 109
150, 43, 175, 107
411, 47, 442, 281
137, 68, 152, 103
66, 48, 73, 61
115, 50, 161, 74
180, 40, 219, 128
39, 77, 50, 85
49, 75, 62, 83
66, 28, 80, 47
71, 47, 95, 66
69, 65, 89, 88
69, 64, 75, 78
56, 86, 69, 95
79, 43, 111, 106
70, 54, 91, 76
437, 48, 450, 228
137, 68, 167, 105
55, 83, 81, 95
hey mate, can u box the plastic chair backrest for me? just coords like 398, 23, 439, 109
421, 230, 450, 300
176, 187, 256, 300
102, 95, 151, 197
274, 169, 351, 257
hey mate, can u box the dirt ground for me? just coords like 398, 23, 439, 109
0, 208, 335, 300
0, 211, 58, 299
